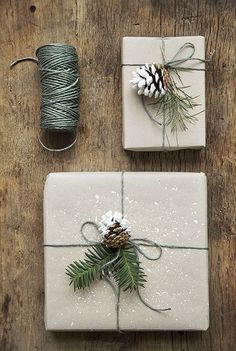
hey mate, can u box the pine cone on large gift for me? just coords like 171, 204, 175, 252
130, 64, 171, 98
99, 211, 131, 249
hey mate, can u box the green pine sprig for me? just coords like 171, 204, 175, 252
66, 244, 116, 290
164, 69, 203, 132
66, 243, 146, 292
149, 68, 204, 132
113, 245, 146, 291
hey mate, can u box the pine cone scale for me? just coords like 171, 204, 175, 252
130, 63, 171, 98
102, 221, 130, 248
99, 211, 131, 249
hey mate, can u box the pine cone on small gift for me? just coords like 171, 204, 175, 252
130, 64, 171, 98
99, 211, 131, 249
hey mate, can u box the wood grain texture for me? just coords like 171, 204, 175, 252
0, 0, 235, 350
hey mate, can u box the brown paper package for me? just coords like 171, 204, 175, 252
44, 172, 209, 331
122, 36, 205, 151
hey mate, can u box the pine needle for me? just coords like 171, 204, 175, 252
66, 244, 147, 292
147, 73, 203, 132
66, 244, 117, 290
112, 245, 146, 292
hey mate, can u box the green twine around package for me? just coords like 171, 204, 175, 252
10, 43, 80, 151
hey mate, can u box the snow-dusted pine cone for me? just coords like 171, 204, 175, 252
99, 211, 131, 249
130, 64, 170, 98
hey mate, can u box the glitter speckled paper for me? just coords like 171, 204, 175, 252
44, 172, 209, 331
122, 36, 206, 151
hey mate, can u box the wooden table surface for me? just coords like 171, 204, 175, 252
0, 0, 235, 350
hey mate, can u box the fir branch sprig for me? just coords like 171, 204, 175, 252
66, 244, 116, 290
66, 243, 146, 292
113, 244, 146, 292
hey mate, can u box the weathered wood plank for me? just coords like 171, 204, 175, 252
0, 0, 235, 350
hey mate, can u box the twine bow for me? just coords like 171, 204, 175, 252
162, 41, 210, 70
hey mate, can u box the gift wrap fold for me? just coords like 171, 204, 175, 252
121, 36, 206, 151
44, 172, 209, 331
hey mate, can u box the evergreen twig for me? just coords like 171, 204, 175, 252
113, 245, 146, 292
66, 243, 146, 292
66, 244, 116, 290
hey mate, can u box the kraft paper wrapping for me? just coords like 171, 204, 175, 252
122, 36, 206, 151
44, 172, 209, 331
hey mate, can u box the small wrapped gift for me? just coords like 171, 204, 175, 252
122, 36, 206, 151
44, 172, 209, 331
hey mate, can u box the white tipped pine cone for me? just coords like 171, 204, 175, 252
130, 64, 169, 98
99, 211, 131, 249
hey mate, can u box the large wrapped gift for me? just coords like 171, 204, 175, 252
122, 36, 206, 151
44, 172, 209, 331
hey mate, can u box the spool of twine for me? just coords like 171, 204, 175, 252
10, 43, 80, 151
